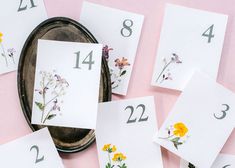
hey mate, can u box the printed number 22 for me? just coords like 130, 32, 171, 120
18, 0, 37, 12
125, 104, 148, 124
214, 104, 230, 120
121, 19, 133, 37
30, 145, 44, 164
202, 24, 215, 43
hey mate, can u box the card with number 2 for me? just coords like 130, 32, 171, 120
0, 0, 47, 75
151, 4, 228, 91
96, 96, 163, 168
0, 128, 64, 168
80, 2, 144, 95
154, 71, 235, 168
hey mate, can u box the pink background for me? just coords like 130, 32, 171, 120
1, 0, 235, 167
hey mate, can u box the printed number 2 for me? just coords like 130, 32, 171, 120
121, 19, 133, 37
74, 51, 94, 70
125, 104, 148, 124
18, 0, 37, 12
202, 24, 215, 43
30, 145, 44, 164
214, 104, 230, 120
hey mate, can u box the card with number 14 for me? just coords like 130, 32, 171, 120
151, 4, 228, 91
80, 2, 144, 95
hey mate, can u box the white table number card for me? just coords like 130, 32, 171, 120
0, 128, 64, 168
96, 96, 164, 168
151, 4, 228, 91
0, 0, 47, 74
180, 154, 235, 168
80, 1, 144, 95
154, 71, 235, 168
31, 40, 102, 129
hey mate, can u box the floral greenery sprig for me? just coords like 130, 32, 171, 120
102, 144, 127, 168
0, 32, 16, 66
156, 53, 182, 83
34, 70, 69, 123
159, 122, 189, 149
102, 45, 130, 90
188, 162, 196, 168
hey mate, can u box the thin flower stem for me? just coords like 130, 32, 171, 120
1, 43, 8, 66
11, 55, 15, 64
41, 76, 46, 123
42, 108, 53, 123
156, 61, 172, 83
108, 153, 112, 166
159, 135, 174, 140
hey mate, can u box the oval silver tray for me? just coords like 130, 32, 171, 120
17, 17, 111, 153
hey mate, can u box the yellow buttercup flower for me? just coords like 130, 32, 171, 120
112, 153, 126, 162
173, 122, 188, 137
0, 32, 3, 43
102, 144, 111, 151
112, 145, 117, 152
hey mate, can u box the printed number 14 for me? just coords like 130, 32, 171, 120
74, 51, 94, 70
202, 24, 215, 43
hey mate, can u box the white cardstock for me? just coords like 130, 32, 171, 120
0, 0, 47, 74
80, 1, 144, 95
180, 154, 235, 168
0, 128, 64, 167
154, 71, 235, 168
151, 4, 228, 91
96, 96, 164, 168
32, 39, 102, 129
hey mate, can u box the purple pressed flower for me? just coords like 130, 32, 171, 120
171, 53, 182, 63
7, 48, 16, 57
54, 74, 69, 87
102, 45, 113, 61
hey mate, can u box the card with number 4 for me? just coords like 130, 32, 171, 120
80, 2, 144, 95
0, 128, 64, 168
0, 0, 47, 75
180, 154, 235, 168
96, 96, 163, 168
31, 40, 102, 129
154, 71, 235, 168
151, 4, 228, 91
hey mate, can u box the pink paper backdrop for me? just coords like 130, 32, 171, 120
1, 0, 235, 167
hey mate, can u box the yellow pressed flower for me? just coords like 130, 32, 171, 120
112, 153, 126, 162
102, 144, 111, 151
0, 32, 3, 43
173, 122, 188, 137
111, 145, 117, 152
0, 38, 2, 43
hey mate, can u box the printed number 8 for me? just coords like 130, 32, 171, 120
121, 19, 133, 37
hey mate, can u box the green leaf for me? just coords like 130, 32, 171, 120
171, 137, 180, 142
173, 142, 178, 149
120, 70, 126, 76
188, 163, 196, 168
35, 102, 44, 111
47, 114, 56, 120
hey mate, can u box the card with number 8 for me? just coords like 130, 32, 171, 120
96, 96, 164, 168
0, 128, 64, 167
80, 1, 144, 95
151, 4, 228, 91
154, 71, 235, 168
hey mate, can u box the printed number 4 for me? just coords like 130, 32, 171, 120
18, 0, 37, 12
30, 145, 44, 164
74, 51, 94, 70
125, 104, 148, 124
214, 104, 230, 120
202, 24, 215, 43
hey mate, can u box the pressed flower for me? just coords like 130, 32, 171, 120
115, 57, 130, 70
102, 45, 113, 61
111, 145, 117, 152
102, 144, 111, 151
112, 153, 126, 162
173, 122, 188, 137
